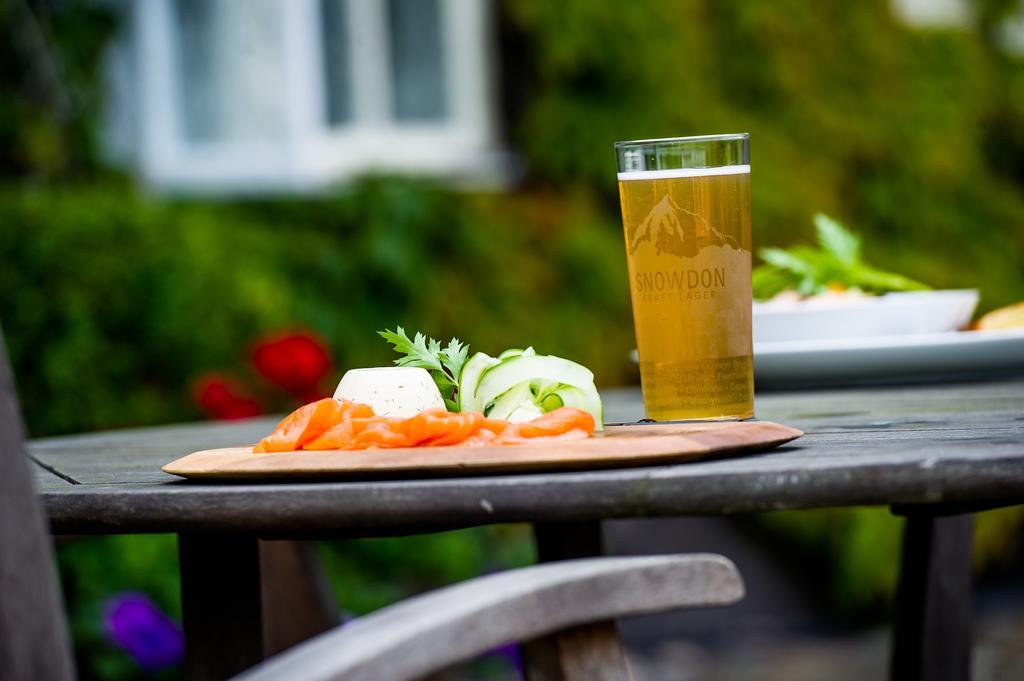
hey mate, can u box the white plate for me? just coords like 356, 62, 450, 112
629, 328, 1024, 388
753, 329, 1024, 388
753, 290, 979, 343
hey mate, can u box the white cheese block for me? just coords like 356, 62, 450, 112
333, 367, 445, 417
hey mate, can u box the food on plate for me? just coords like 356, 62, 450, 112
253, 326, 605, 453
753, 288, 980, 343
497, 407, 599, 443
376, 328, 468, 410
379, 327, 603, 428
752, 213, 929, 301
333, 366, 445, 417
974, 301, 1024, 331
252, 324, 605, 451
252, 398, 349, 452
757, 286, 870, 308
254, 401, 596, 452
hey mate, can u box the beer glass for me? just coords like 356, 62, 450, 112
615, 134, 753, 420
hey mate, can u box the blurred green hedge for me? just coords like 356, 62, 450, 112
57, 528, 534, 680
504, 0, 1024, 308
4, 0, 1024, 436
0, 180, 635, 436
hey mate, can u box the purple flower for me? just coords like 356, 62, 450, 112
103, 593, 184, 671
490, 641, 524, 679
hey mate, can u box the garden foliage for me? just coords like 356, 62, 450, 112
3, 1, 1024, 676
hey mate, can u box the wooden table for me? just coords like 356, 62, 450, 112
31, 379, 1024, 681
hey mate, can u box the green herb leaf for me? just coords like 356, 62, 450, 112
758, 247, 817, 276
753, 213, 931, 300
814, 212, 860, 266
377, 327, 471, 410
439, 338, 469, 383
850, 265, 930, 291
751, 264, 793, 299
378, 327, 443, 372
431, 370, 455, 391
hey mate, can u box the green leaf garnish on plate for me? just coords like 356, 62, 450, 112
753, 213, 930, 299
378, 327, 468, 411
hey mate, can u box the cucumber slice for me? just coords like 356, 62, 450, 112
550, 384, 586, 409
496, 346, 536, 361
539, 393, 564, 412
507, 402, 545, 422
477, 355, 592, 406
458, 352, 499, 412
486, 381, 533, 420
475, 355, 603, 428
552, 384, 603, 428
582, 386, 604, 429
530, 378, 561, 399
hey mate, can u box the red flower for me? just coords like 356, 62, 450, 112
251, 330, 332, 395
194, 374, 263, 420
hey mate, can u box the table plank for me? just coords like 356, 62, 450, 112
31, 461, 75, 492
603, 381, 1024, 426
29, 418, 279, 485
29, 380, 1024, 486
34, 379, 1024, 535
29, 424, 1024, 486
41, 440, 1024, 535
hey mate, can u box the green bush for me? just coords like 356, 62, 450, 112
0, 180, 635, 436
57, 528, 534, 681
504, 0, 1024, 310
57, 535, 181, 680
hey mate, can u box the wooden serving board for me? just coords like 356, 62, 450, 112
163, 421, 802, 480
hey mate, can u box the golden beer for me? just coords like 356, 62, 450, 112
616, 135, 753, 420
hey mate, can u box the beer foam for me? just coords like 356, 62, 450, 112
617, 164, 750, 181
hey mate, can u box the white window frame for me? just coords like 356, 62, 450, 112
130, 0, 500, 193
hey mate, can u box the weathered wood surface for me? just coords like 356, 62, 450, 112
521, 622, 633, 681
890, 511, 974, 681
233, 554, 743, 681
521, 522, 634, 681
259, 540, 340, 656
179, 534, 264, 681
163, 421, 801, 480
0, 328, 75, 681
33, 379, 1024, 534
32, 460, 74, 491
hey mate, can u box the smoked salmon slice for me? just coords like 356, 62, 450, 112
254, 398, 348, 453
405, 409, 486, 446
302, 402, 375, 450
254, 400, 595, 452
349, 418, 413, 449
502, 407, 596, 440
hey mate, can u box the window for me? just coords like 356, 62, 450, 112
174, 0, 287, 144
387, 0, 448, 122
107, 0, 500, 192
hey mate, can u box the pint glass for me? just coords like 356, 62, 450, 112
615, 134, 753, 420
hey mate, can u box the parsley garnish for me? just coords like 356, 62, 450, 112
377, 327, 469, 411
753, 213, 930, 299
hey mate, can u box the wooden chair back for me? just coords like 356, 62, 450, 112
0, 325, 75, 680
